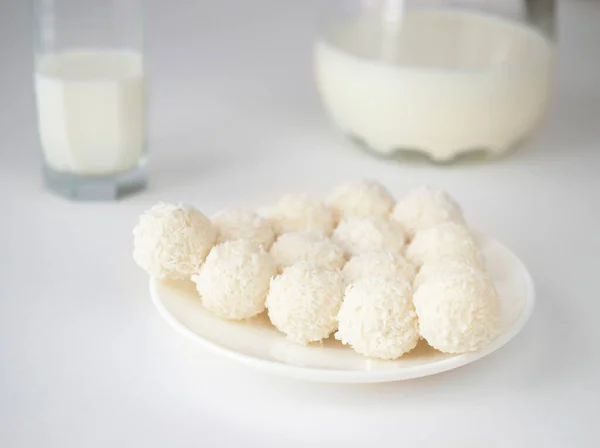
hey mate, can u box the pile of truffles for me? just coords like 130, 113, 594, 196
133, 182, 501, 360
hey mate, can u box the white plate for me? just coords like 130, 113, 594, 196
150, 234, 535, 383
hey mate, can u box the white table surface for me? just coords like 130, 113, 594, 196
1, 0, 599, 446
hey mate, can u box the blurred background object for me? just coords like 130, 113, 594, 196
33, 0, 146, 200
315, 0, 556, 163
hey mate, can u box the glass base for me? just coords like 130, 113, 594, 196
347, 133, 522, 166
43, 162, 147, 200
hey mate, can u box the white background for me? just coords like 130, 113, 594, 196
1, 0, 599, 446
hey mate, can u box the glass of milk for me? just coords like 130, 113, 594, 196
32, 0, 146, 199
314, 0, 556, 163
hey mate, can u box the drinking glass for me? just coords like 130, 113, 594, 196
32, 0, 147, 199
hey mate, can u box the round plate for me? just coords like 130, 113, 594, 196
150, 234, 535, 383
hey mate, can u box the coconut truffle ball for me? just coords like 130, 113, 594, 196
270, 231, 346, 271
332, 216, 406, 257
212, 207, 275, 250
335, 277, 420, 360
392, 186, 465, 237
413, 269, 501, 353
133, 202, 217, 280
406, 222, 483, 268
192, 240, 276, 320
342, 251, 416, 286
326, 180, 395, 222
267, 194, 335, 237
414, 256, 488, 290
266, 262, 344, 344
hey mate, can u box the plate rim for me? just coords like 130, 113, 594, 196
149, 237, 536, 383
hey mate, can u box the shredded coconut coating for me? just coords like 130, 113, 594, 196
392, 186, 465, 237
212, 207, 275, 250
342, 251, 416, 286
413, 268, 501, 354
192, 240, 277, 320
406, 222, 483, 268
326, 180, 395, 222
266, 262, 344, 344
267, 194, 335, 237
270, 231, 346, 271
336, 277, 420, 360
414, 256, 488, 290
332, 216, 406, 257
133, 202, 216, 280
